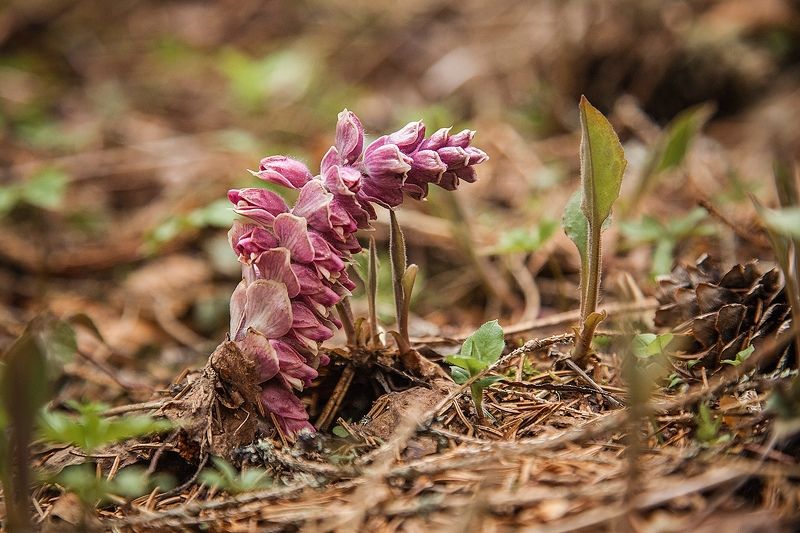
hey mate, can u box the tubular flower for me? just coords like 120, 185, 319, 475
227, 109, 487, 434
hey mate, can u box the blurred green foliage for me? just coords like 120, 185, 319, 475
200, 457, 272, 494
493, 218, 557, 255
146, 199, 236, 252
620, 207, 715, 277
0, 167, 69, 217
39, 401, 173, 455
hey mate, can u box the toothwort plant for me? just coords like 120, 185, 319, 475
227, 110, 487, 434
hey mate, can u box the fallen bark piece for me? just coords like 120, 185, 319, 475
161, 341, 263, 462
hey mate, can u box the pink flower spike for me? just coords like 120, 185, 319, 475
257, 156, 313, 189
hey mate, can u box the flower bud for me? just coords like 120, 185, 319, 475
257, 156, 314, 189
228, 188, 289, 227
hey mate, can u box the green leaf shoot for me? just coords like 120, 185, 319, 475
578, 96, 627, 229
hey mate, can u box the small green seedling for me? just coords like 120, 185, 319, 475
563, 96, 627, 365
50, 464, 172, 508
620, 207, 715, 276
200, 457, 272, 494
39, 401, 173, 455
39, 402, 174, 514
628, 104, 713, 213
694, 402, 728, 444
721, 344, 754, 367
631, 333, 674, 358
629, 333, 674, 388
446, 320, 505, 420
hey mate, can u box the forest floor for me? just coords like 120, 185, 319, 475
2, 0, 800, 531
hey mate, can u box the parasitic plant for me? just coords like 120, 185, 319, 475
227, 110, 487, 434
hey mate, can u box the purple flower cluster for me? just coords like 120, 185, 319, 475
227, 110, 487, 434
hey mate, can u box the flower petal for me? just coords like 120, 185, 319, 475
254, 247, 301, 298
292, 180, 334, 233
237, 330, 280, 382
260, 380, 314, 434
387, 120, 425, 154
243, 279, 293, 338
229, 280, 247, 340
273, 213, 315, 263
335, 109, 364, 165
228, 188, 289, 227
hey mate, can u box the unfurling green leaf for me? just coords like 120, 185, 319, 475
578, 96, 627, 229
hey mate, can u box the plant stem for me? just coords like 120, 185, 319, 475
470, 383, 485, 422
389, 210, 409, 351
367, 236, 379, 344
335, 298, 356, 347
583, 223, 603, 323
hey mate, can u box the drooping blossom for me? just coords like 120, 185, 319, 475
228, 109, 487, 434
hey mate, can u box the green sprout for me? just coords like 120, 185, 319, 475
39, 401, 173, 455
200, 457, 272, 494
445, 320, 506, 421
694, 402, 727, 444
721, 344, 755, 367
563, 96, 627, 365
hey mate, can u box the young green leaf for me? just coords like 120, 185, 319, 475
460, 320, 505, 365
721, 344, 754, 367
632, 333, 674, 358
21, 167, 69, 210
39, 403, 172, 454
655, 104, 713, 174
494, 218, 557, 255
578, 96, 627, 229
446, 321, 506, 421
694, 402, 723, 443
331, 425, 350, 438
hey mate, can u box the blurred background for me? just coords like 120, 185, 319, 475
1, 0, 799, 403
